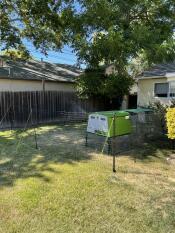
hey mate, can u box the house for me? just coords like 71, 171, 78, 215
138, 63, 175, 107
0, 57, 104, 128
0, 57, 81, 92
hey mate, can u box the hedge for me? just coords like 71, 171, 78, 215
166, 108, 175, 139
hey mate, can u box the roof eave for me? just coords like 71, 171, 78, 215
0, 76, 76, 83
138, 75, 166, 80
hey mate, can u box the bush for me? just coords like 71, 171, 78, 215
166, 108, 175, 140
149, 100, 175, 133
149, 101, 167, 133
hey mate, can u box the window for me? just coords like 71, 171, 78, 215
169, 81, 175, 97
154, 83, 169, 97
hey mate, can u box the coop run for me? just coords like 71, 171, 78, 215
86, 108, 154, 152
86, 110, 132, 154
86, 108, 154, 172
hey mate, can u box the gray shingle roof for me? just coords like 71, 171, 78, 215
0, 58, 82, 83
142, 63, 175, 78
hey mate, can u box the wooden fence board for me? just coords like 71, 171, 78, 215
0, 91, 104, 129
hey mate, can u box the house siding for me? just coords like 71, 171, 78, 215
0, 79, 75, 92
138, 77, 175, 107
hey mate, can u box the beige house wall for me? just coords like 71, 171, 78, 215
137, 77, 175, 107
167, 76, 175, 82
0, 79, 75, 92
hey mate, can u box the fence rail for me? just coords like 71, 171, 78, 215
0, 91, 103, 129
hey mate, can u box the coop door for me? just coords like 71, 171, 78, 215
98, 115, 108, 133
87, 115, 98, 133
87, 115, 108, 134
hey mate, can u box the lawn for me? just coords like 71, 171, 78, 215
0, 124, 175, 233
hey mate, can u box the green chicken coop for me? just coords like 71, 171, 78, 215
87, 110, 132, 137
86, 110, 133, 172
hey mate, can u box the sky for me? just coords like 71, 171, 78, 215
25, 40, 78, 66
0, 38, 79, 67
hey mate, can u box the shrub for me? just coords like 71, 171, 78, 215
76, 68, 134, 99
149, 101, 167, 133
166, 108, 175, 139
149, 100, 175, 134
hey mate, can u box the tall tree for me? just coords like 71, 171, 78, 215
69, 1, 175, 67
0, 0, 72, 54
1, 0, 175, 66
68, 0, 175, 99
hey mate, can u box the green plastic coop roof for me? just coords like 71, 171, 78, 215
92, 110, 129, 117
125, 108, 153, 114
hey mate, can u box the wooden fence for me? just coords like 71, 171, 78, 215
0, 91, 104, 129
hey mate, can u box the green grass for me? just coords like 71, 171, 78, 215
0, 124, 175, 233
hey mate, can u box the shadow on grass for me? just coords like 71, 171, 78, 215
0, 124, 91, 187
126, 139, 171, 162
0, 123, 172, 187
86, 132, 171, 162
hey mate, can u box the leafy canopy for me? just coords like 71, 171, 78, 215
1, 49, 32, 59
71, 0, 175, 98
1, 0, 175, 66
0, 0, 73, 54
76, 68, 134, 99
70, 0, 175, 69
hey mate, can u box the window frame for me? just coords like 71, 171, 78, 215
154, 82, 169, 98
169, 81, 175, 98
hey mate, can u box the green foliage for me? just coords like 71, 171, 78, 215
1, 0, 175, 65
166, 108, 175, 140
101, 72, 134, 99
71, 0, 175, 98
128, 52, 150, 78
0, 0, 71, 53
150, 101, 167, 132
71, 0, 175, 70
76, 68, 106, 98
150, 100, 175, 133
76, 68, 134, 99
1, 49, 32, 60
